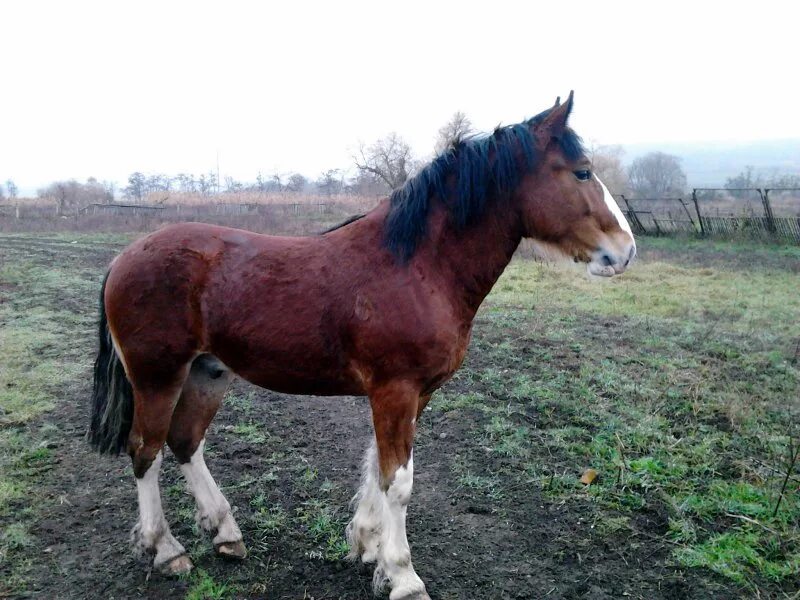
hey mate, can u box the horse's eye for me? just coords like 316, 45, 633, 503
574, 169, 592, 181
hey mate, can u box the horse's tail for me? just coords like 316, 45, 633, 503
88, 271, 134, 455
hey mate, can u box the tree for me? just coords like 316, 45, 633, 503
254, 172, 269, 193
0, 183, 4, 200
285, 173, 308, 193
146, 174, 172, 193
435, 111, 474, 154
175, 173, 196, 193
725, 167, 800, 198
589, 145, 629, 195
224, 176, 243, 193
197, 174, 214, 196
354, 133, 416, 191
316, 169, 343, 196
124, 172, 147, 202
347, 171, 387, 197
5, 179, 18, 199
39, 178, 112, 214
627, 152, 687, 198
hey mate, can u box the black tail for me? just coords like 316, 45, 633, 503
88, 272, 134, 455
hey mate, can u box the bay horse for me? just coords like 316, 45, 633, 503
88, 92, 635, 599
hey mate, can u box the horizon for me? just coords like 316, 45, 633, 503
2, 1, 799, 196
6, 136, 799, 198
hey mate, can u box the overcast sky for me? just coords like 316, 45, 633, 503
2, 0, 798, 194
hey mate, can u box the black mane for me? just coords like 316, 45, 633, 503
383, 108, 585, 260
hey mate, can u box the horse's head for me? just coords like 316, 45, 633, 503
517, 92, 636, 277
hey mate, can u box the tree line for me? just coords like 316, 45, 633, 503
5, 111, 797, 208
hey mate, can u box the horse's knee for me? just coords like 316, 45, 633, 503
386, 454, 414, 506
130, 444, 161, 479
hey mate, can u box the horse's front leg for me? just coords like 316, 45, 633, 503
348, 381, 430, 600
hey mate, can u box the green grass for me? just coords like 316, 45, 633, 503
231, 422, 270, 444
431, 238, 800, 590
184, 569, 230, 600
491, 256, 799, 339
295, 498, 350, 561
0, 233, 117, 595
1, 232, 799, 595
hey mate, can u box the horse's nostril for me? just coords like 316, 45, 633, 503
601, 254, 614, 267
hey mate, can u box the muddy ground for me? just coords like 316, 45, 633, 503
4, 233, 791, 599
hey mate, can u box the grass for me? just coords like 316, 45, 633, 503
1, 231, 799, 596
0, 235, 108, 595
184, 569, 229, 600
295, 498, 350, 561
427, 236, 800, 590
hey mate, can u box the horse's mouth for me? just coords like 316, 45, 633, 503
586, 242, 636, 277
587, 263, 620, 277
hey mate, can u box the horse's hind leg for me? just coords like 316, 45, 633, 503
167, 356, 246, 560
128, 378, 193, 576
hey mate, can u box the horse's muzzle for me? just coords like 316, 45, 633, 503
588, 241, 636, 277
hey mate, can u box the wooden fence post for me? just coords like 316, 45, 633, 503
760, 189, 776, 233
620, 195, 645, 233
678, 197, 698, 231
692, 189, 705, 236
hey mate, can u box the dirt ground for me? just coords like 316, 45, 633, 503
3, 233, 798, 599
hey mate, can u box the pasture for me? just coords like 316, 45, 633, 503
1, 231, 799, 599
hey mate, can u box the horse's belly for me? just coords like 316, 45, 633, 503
237, 366, 365, 397
212, 342, 365, 397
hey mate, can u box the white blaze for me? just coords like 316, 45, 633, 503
595, 175, 634, 238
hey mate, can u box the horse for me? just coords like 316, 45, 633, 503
88, 92, 635, 600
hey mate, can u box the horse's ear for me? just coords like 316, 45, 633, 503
539, 90, 574, 138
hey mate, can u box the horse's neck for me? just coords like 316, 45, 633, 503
428, 203, 523, 317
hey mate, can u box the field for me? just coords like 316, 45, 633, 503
1, 230, 799, 599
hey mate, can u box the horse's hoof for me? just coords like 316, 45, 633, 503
215, 540, 247, 560
391, 590, 431, 600
159, 554, 193, 576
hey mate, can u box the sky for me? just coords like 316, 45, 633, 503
1, 0, 798, 195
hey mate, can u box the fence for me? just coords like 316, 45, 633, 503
618, 188, 800, 244
0, 198, 373, 235
3, 190, 800, 243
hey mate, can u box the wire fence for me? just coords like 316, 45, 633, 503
618, 188, 800, 244
0, 198, 372, 235
3, 188, 800, 244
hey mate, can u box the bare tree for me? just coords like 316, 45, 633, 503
347, 171, 387, 197
435, 111, 474, 154
354, 133, 416, 191
224, 176, 243, 193
175, 173, 196, 193
316, 169, 344, 196
124, 172, 147, 202
39, 178, 112, 214
5, 179, 18, 199
628, 152, 687, 198
285, 173, 308, 192
589, 145, 629, 195
197, 174, 214, 196
0, 183, 5, 200
146, 174, 172, 193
